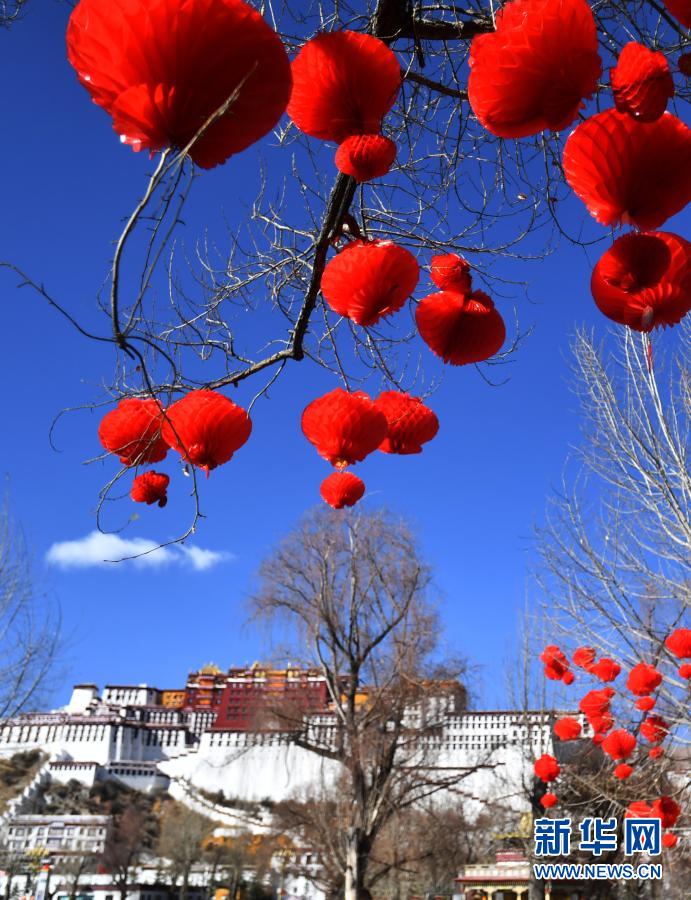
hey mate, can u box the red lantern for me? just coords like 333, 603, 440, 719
679, 664, 691, 679
98, 398, 167, 466
130, 471, 170, 508
302, 389, 388, 468
161, 390, 251, 474
601, 729, 636, 761
541, 645, 571, 682
416, 290, 505, 366
334, 134, 396, 182
588, 713, 614, 735
430, 254, 472, 293
627, 662, 662, 696
652, 796, 681, 828
649, 747, 664, 760
534, 754, 560, 783
320, 240, 419, 327
662, 832, 678, 849
590, 658, 621, 683
540, 792, 558, 808
662, 0, 691, 26
591, 232, 691, 331
573, 646, 597, 669
626, 801, 653, 818
287, 31, 401, 143
468, 0, 600, 138
374, 392, 439, 455
635, 696, 656, 712
640, 715, 669, 745
562, 670, 575, 686
665, 628, 691, 659
320, 472, 365, 509
563, 109, 691, 231
67, 0, 291, 168
611, 42, 674, 123
579, 688, 614, 718
553, 717, 582, 741
614, 763, 634, 780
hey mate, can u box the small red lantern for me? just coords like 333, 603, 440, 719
652, 796, 681, 828
302, 389, 388, 468
98, 398, 168, 466
601, 729, 636, 761
579, 688, 613, 718
534, 754, 560, 783
591, 232, 691, 332
590, 658, 621, 683
665, 628, 691, 659
649, 747, 664, 760
635, 696, 656, 712
334, 134, 396, 182
553, 717, 582, 741
430, 254, 472, 293
374, 392, 439, 455
611, 42, 674, 123
662, 832, 678, 849
540, 792, 558, 809
614, 763, 634, 780
321, 240, 419, 327
130, 471, 170, 508
416, 290, 505, 365
320, 472, 366, 509
563, 109, 691, 231
626, 662, 662, 696
161, 390, 251, 474
679, 663, 691, 679
640, 715, 669, 745
573, 646, 597, 669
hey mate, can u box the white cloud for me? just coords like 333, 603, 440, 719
46, 531, 232, 572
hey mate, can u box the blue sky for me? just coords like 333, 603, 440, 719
1, 1, 688, 710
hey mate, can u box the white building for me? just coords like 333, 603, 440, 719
4, 814, 110, 856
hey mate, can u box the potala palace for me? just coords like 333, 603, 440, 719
0, 664, 569, 828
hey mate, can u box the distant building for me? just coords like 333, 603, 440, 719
454, 851, 590, 899
5, 814, 110, 857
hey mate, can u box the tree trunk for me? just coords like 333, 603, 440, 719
344, 829, 371, 900
180, 868, 190, 900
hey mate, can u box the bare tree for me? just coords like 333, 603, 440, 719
157, 804, 214, 900
251, 506, 490, 900
536, 325, 690, 734
101, 806, 149, 900
0, 497, 60, 717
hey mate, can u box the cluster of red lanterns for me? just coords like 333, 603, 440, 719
98, 391, 252, 509
301, 387, 439, 508
534, 633, 687, 833
626, 796, 681, 847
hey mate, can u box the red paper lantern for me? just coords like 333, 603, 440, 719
541, 645, 571, 682
614, 763, 634, 780
649, 747, 664, 760
563, 109, 691, 231
540, 792, 558, 808
534, 754, 560, 783
662, 0, 691, 27
601, 729, 636, 760
416, 290, 506, 366
588, 713, 614, 735
553, 717, 582, 741
635, 696, 656, 712
665, 628, 691, 659
611, 42, 674, 123
652, 796, 681, 828
627, 662, 662, 696
579, 688, 614, 718
430, 254, 472, 293
320, 472, 366, 509
288, 31, 401, 143
320, 240, 419, 327
98, 398, 167, 466
130, 471, 170, 508
67, 0, 291, 168
334, 134, 396, 182
562, 670, 575, 685
591, 232, 691, 331
590, 658, 621, 683
662, 832, 678, 849
679, 664, 691, 679
640, 715, 669, 744
468, 0, 600, 138
302, 389, 388, 468
161, 390, 251, 473
626, 801, 653, 818
573, 646, 597, 669
374, 392, 439, 455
